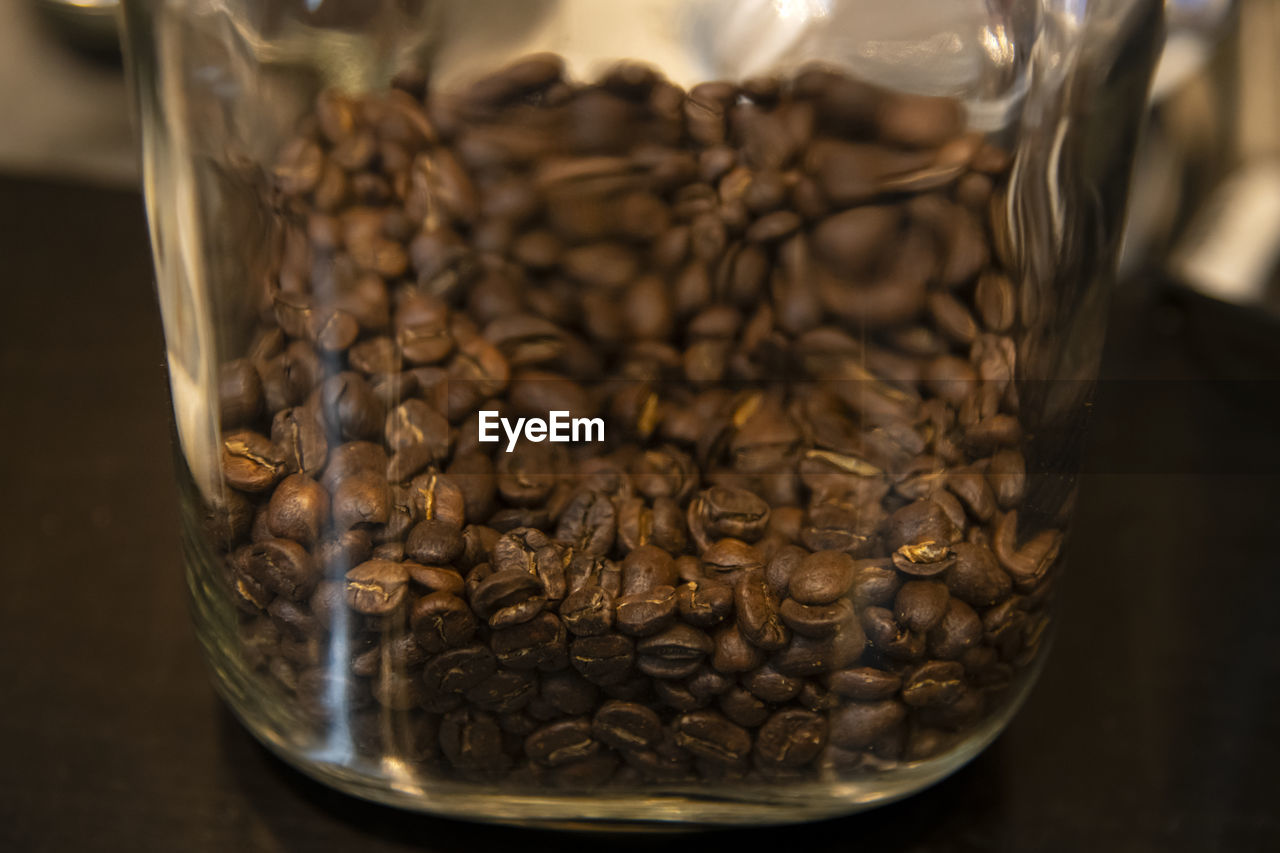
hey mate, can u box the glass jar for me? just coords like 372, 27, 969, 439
122, 0, 1161, 829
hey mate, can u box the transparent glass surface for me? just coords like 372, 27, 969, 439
122, 0, 1162, 828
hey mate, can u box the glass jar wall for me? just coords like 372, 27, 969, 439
122, 0, 1161, 828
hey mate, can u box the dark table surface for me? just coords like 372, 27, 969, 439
1, 174, 1278, 853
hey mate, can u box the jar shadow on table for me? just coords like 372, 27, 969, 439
215, 702, 1013, 847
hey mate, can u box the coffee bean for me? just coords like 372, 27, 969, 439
266, 474, 330, 546
569, 634, 634, 685
901, 660, 967, 708
734, 569, 790, 650
894, 580, 951, 633
222, 430, 284, 493
219, 359, 263, 428
829, 700, 907, 750
928, 598, 983, 659
673, 710, 751, 764
616, 585, 678, 637
789, 550, 856, 605
828, 667, 902, 701
345, 559, 408, 615
676, 579, 734, 628
755, 709, 826, 769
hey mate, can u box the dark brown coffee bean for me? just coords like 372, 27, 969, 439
755, 709, 826, 769
946, 542, 1012, 607
636, 624, 714, 679
424, 645, 497, 696
271, 407, 328, 477
894, 580, 951, 633
404, 517, 464, 565
779, 597, 854, 638
439, 708, 510, 772
471, 568, 545, 620
219, 359, 263, 428
986, 448, 1027, 509
862, 606, 926, 660
673, 710, 750, 764
344, 559, 408, 615
830, 700, 907, 750
569, 634, 634, 685
689, 487, 770, 548
266, 474, 330, 546
619, 545, 676, 596
464, 668, 537, 713
676, 580, 734, 628
492, 527, 565, 601
559, 586, 615, 636
734, 569, 789, 651
555, 490, 616, 557
811, 205, 898, 276
590, 700, 660, 752
743, 664, 802, 703
320, 372, 384, 441
788, 550, 856, 605
331, 470, 391, 530
828, 667, 902, 701
222, 430, 283, 493
616, 585, 678, 637
928, 598, 983, 659
243, 538, 316, 603
901, 660, 967, 708
523, 719, 597, 768
491, 612, 566, 671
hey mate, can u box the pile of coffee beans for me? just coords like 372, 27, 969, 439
210, 53, 1060, 787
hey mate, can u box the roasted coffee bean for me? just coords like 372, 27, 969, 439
405, 563, 465, 596
344, 559, 408, 615
559, 586, 616, 636
743, 664, 803, 703
928, 598, 983, 659
271, 407, 328, 477
779, 597, 855, 638
673, 710, 751, 764
569, 634, 635, 685
222, 430, 283, 493
829, 700, 907, 750
676, 580, 734, 628
828, 667, 902, 701
734, 569, 789, 650
894, 580, 951, 633
615, 585, 678, 636
901, 660, 967, 708
471, 568, 545, 620
491, 612, 567, 671
264, 474, 330, 546
555, 490, 616, 557
465, 668, 537, 713
405, 518, 465, 565
524, 719, 597, 768
331, 471, 391, 530
636, 624, 714, 679
493, 527, 565, 601
789, 550, 856, 605
589, 700, 660, 752
319, 372, 384, 441
688, 486, 770, 547
862, 606, 926, 660
946, 542, 1012, 607
219, 359, 263, 428
439, 709, 510, 772
755, 709, 826, 769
